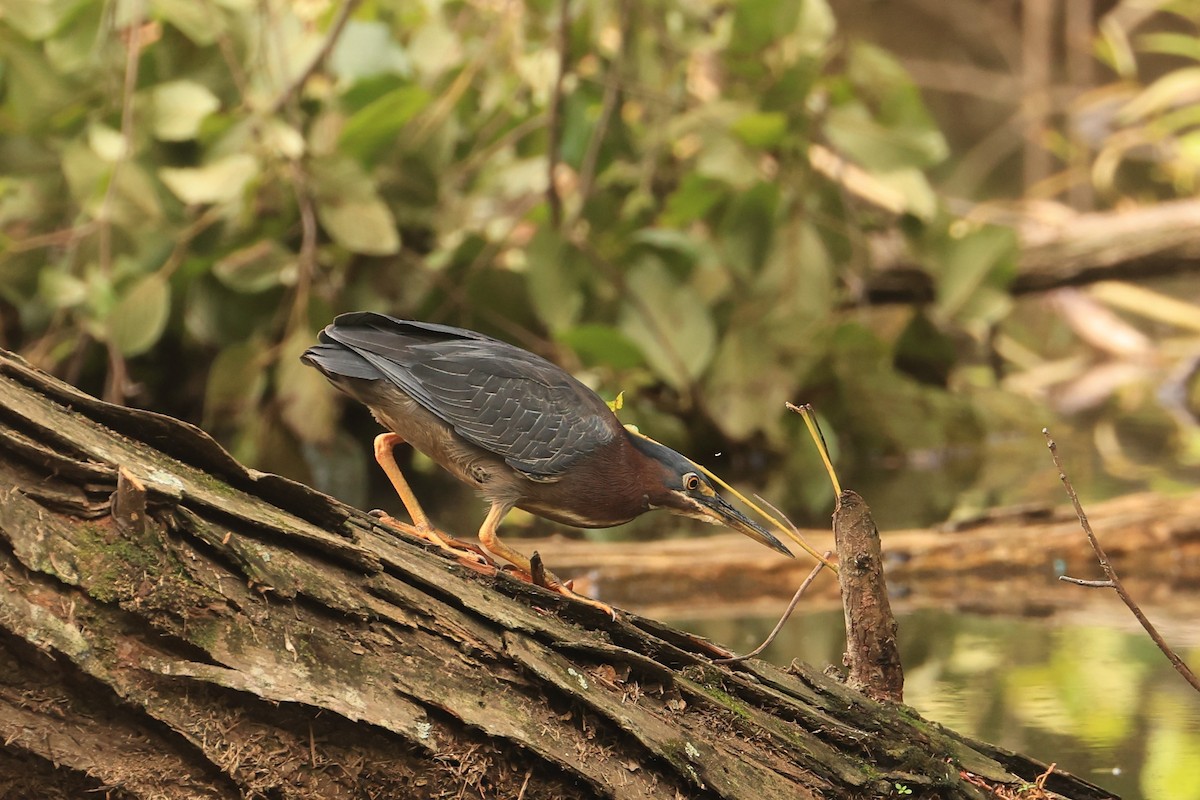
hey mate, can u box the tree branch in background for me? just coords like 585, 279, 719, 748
1045, 427, 1200, 694
545, 0, 571, 228
268, 0, 362, 115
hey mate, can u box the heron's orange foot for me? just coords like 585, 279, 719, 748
368, 510, 494, 569
505, 559, 617, 620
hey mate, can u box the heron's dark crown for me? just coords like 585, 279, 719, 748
626, 433, 707, 499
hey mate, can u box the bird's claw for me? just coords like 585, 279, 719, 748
369, 510, 494, 568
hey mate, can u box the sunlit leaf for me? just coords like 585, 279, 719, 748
825, 102, 948, 171
311, 157, 401, 255
1136, 31, 1200, 61
794, 0, 835, 54
87, 122, 126, 162
731, 112, 788, 148
213, 240, 296, 293
159, 154, 258, 204
330, 20, 412, 81
662, 174, 725, 226
38, 269, 88, 309
151, 80, 220, 141
871, 168, 938, 220
317, 198, 400, 255
1120, 66, 1200, 122
106, 273, 170, 356
339, 85, 431, 162
152, 0, 226, 44
0, 0, 81, 39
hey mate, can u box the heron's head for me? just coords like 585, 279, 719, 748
630, 435, 792, 557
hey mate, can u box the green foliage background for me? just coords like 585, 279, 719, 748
0, 0, 1014, 510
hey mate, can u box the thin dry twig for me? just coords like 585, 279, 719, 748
574, 0, 629, 222
100, 4, 147, 405
268, 0, 362, 115
714, 551, 833, 665
1044, 427, 1200, 693
545, 0, 571, 228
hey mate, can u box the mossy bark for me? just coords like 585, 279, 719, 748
0, 350, 1116, 800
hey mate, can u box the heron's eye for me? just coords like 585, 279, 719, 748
683, 472, 701, 491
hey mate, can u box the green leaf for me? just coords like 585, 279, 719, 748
619, 260, 716, 390
718, 182, 779, 277
106, 273, 170, 356
731, 112, 788, 148
729, 0, 802, 59
558, 325, 645, 370
151, 0, 226, 44
825, 102, 947, 171
150, 80, 220, 141
329, 20, 412, 82
339, 85, 431, 162
204, 340, 267, 429
213, 240, 296, 293
662, 174, 725, 226
871, 168, 938, 220
311, 158, 401, 255
929, 224, 1017, 323
159, 154, 258, 204
1120, 66, 1200, 123
0, 0, 84, 39
525, 228, 584, 333
38, 269, 88, 309
1135, 32, 1200, 62
277, 329, 338, 445
705, 322, 793, 440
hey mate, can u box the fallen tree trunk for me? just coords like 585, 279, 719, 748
0, 350, 1115, 799
862, 198, 1200, 302
525, 491, 1200, 624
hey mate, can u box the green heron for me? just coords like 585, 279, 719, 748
302, 313, 791, 614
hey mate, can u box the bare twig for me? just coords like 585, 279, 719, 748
100, 1, 145, 277
714, 551, 832, 664
786, 403, 842, 498
1044, 427, 1200, 693
574, 1, 629, 223
1059, 577, 1114, 588
100, 3, 146, 405
545, 0, 571, 228
286, 161, 319, 334
268, 0, 362, 115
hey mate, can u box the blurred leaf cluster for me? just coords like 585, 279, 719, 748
1089, 4, 1200, 197
0, 0, 1008, 505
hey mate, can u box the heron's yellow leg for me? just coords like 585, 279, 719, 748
373, 433, 488, 565
477, 502, 617, 618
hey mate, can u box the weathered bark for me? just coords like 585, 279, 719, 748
834, 491, 904, 704
0, 350, 1116, 800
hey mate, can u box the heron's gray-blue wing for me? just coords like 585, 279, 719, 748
322, 321, 617, 478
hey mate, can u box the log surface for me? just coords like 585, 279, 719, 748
0, 351, 1116, 799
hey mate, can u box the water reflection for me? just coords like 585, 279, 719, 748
669, 607, 1200, 800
